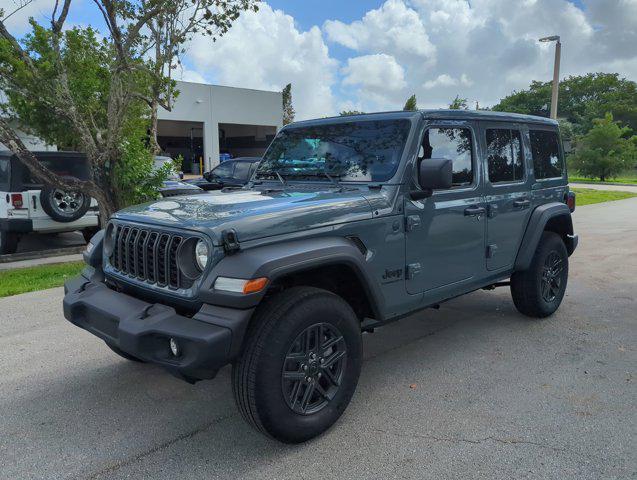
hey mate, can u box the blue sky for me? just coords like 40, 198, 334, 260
5, 0, 635, 118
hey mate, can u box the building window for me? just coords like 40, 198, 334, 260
486, 129, 524, 183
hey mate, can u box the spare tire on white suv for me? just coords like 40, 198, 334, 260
39, 177, 92, 223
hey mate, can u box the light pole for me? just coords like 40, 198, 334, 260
539, 35, 561, 119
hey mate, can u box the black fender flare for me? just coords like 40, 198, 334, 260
514, 202, 576, 271
198, 236, 384, 318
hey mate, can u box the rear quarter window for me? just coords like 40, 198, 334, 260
529, 130, 564, 179
0, 159, 9, 190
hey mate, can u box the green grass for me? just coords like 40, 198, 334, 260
572, 188, 637, 206
0, 261, 84, 298
569, 169, 637, 185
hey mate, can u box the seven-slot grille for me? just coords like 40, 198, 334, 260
109, 224, 191, 289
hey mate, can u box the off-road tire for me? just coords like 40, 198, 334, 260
511, 231, 568, 318
232, 287, 362, 443
40, 178, 91, 223
0, 231, 19, 255
106, 343, 146, 363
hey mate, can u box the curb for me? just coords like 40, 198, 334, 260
0, 246, 86, 264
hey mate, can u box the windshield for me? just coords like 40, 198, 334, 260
256, 119, 411, 182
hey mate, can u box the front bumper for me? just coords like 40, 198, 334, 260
63, 275, 254, 382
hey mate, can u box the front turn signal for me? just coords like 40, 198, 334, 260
214, 276, 268, 294
243, 277, 269, 294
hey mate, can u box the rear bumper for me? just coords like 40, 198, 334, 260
63, 276, 254, 382
0, 218, 33, 233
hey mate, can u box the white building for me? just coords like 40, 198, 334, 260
157, 81, 283, 172
2, 82, 283, 172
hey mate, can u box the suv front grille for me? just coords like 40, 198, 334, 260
110, 225, 191, 290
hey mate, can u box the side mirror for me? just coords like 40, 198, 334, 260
411, 158, 453, 200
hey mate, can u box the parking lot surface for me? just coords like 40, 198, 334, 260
1, 198, 635, 480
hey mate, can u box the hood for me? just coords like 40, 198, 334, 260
115, 187, 373, 244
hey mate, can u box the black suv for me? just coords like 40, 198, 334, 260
64, 110, 577, 443
186, 157, 261, 191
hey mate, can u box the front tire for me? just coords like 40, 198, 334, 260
232, 287, 362, 443
511, 231, 569, 318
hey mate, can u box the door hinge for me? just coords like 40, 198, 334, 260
405, 215, 421, 232
486, 244, 498, 259
406, 262, 422, 279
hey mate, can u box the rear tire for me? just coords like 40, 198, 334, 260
511, 231, 568, 318
106, 343, 146, 363
232, 287, 362, 443
0, 231, 19, 255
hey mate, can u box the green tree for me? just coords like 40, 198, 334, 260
282, 83, 295, 125
339, 110, 365, 116
449, 95, 468, 110
403, 94, 417, 111
0, 0, 258, 222
493, 73, 637, 134
569, 113, 636, 181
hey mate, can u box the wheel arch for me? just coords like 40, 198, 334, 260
198, 236, 385, 321
514, 202, 576, 271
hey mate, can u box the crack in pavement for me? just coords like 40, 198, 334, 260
371, 428, 599, 458
77, 413, 237, 480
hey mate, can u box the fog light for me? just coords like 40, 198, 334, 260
169, 338, 180, 357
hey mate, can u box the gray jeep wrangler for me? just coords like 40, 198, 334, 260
63, 110, 578, 443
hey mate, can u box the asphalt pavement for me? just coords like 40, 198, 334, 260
1, 198, 635, 480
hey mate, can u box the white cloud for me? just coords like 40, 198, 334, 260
1, 0, 57, 34
341, 54, 408, 110
177, 68, 208, 84
186, 4, 337, 120
324, 0, 637, 112
423, 73, 472, 89
324, 0, 435, 62
342, 54, 407, 91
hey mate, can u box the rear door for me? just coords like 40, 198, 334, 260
481, 123, 533, 271
405, 121, 487, 295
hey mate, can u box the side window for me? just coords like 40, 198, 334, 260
486, 129, 524, 183
233, 162, 251, 180
529, 130, 563, 179
0, 159, 9, 190
422, 127, 473, 186
212, 161, 235, 178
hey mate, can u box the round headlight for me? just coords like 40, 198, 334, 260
195, 240, 209, 271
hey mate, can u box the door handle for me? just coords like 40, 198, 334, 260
513, 199, 531, 209
464, 206, 486, 217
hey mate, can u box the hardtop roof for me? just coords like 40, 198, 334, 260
287, 109, 558, 128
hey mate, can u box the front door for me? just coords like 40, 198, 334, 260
405, 122, 486, 295
481, 124, 533, 271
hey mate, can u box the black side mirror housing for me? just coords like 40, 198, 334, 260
411, 158, 453, 199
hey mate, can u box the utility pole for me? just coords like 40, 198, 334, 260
539, 35, 561, 119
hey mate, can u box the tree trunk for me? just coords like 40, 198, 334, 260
148, 98, 161, 155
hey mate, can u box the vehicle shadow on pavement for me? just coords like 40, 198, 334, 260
2, 288, 553, 480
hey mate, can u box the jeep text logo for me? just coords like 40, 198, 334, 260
382, 268, 403, 282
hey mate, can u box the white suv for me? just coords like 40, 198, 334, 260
0, 151, 99, 254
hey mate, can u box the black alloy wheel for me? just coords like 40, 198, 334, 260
282, 322, 347, 415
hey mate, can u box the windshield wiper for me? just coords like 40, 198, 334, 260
321, 171, 342, 190
275, 171, 288, 188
